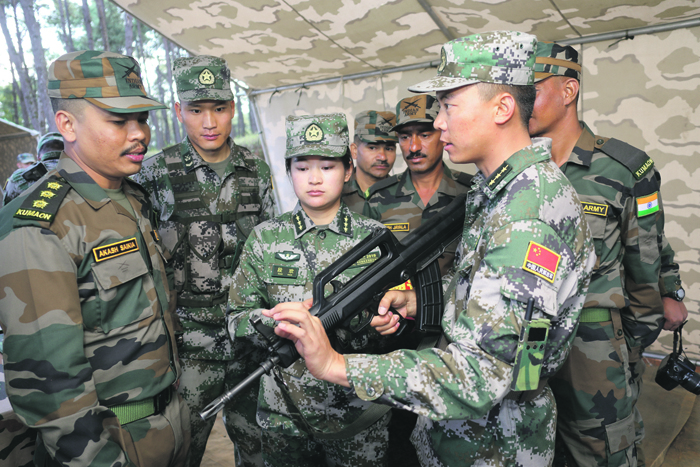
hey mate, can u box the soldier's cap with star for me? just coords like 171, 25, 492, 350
392, 94, 439, 131
408, 30, 537, 93
286, 113, 349, 159
17, 153, 35, 164
37, 132, 64, 153
354, 110, 397, 143
173, 55, 234, 102
534, 41, 581, 83
48, 50, 166, 113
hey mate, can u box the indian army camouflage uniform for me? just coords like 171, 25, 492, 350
132, 55, 276, 467
367, 164, 472, 276
346, 138, 595, 466
228, 113, 391, 467
0, 155, 189, 466
342, 110, 397, 215
229, 203, 391, 467
342, 31, 595, 466
533, 42, 683, 467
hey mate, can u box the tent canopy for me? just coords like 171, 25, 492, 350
114, 0, 700, 91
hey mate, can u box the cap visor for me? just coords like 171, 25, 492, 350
390, 119, 434, 132
86, 96, 168, 113
408, 76, 479, 93
285, 144, 347, 159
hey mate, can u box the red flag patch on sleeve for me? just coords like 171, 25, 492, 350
522, 241, 561, 283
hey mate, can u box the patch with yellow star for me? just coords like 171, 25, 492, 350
14, 176, 70, 223
304, 123, 324, 142
198, 68, 216, 85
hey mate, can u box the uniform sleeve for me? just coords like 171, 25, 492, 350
658, 232, 682, 297
227, 229, 273, 349
621, 169, 665, 349
0, 227, 132, 466
346, 220, 592, 421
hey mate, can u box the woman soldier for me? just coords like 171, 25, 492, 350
227, 113, 392, 467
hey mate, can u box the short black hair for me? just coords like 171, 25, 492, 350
50, 98, 88, 117
476, 83, 536, 128
285, 149, 353, 175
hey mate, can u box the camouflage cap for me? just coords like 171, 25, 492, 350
408, 31, 537, 93
173, 55, 234, 102
286, 113, 349, 159
534, 41, 581, 83
48, 50, 166, 113
354, 110, 397, 143
392, 94, 439, 131
37, 132, 64, 153
17, 153, 35, 164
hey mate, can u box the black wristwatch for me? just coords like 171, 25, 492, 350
667, 287, 685, 302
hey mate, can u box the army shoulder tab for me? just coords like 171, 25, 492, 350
598, 138, 654, 180
14, 176, 70, 224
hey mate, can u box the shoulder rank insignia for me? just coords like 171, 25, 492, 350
93, 237, 139, 263
339, 212, 352, 235
522, 241, 561, 284
275, 251, 301, 262
293, 212, 307, 235
637, 192, 659, 217
14, 177, 70, 223
486, 162, 512, 189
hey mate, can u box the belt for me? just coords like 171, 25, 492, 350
109, 387, 172, 425
580, 307, 612, 323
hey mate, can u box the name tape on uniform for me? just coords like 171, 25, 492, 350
93, 238, 139, 263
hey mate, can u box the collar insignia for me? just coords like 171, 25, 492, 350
293, 212, 306, 235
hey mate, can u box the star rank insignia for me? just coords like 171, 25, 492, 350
40, 190, 56, 199
293, 212, 307, 235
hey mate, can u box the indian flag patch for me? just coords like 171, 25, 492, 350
637, 192, 659, 217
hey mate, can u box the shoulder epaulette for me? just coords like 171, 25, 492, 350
369, 173, 400, 193
597, 137, 655, 180
13, 176, 70, 224
454, 171, 474, 187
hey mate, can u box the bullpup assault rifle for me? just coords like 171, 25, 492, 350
200, 193, 467, 420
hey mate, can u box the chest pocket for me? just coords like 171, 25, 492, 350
87, 248, 154, 333
262, 268, 308, 309
580, 199, 617, 268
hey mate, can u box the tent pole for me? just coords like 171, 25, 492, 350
247, 93, 282, 214
558, 17, 700, 45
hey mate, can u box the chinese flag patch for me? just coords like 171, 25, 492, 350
522, 241, 561, 283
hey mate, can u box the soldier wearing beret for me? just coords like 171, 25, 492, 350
529, 41, 687, 467
228, 113, 392, 467
132, 55, 275, 467
262, 31, 596, 466
342, 110, 397, 214
0, 50, 189, 466
3, 132, 64, 205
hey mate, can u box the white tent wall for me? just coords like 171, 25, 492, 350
252, 27, 700, 360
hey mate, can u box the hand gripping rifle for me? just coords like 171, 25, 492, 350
200, 193, 467, 420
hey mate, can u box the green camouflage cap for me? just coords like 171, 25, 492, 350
534, 41, 581, 83
285, 113, 349, 159
354, 110, 397, 143
17, 153, 35, 164
37, 132, 63, 153
408, 31, 537, 93
173, 55, 234, 102
392, 94, 439, 131
48, 50, 166, 113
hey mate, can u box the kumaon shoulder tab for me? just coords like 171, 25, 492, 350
598, 137, 654, 180
14, 176, 70, 224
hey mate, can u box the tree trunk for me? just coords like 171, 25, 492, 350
10, 60, 27, 126
54, 0, 75, 52
94, 0, 109, 51
163, 38, 181, 142
0, 1, 40, 130
81, 0, 93, 49
234, 82, 245, 137
123, 10, 133, 56
19, 0, 56, 132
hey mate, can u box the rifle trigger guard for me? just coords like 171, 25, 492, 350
250, 316, 277, 344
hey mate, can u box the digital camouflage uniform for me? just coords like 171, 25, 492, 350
0, 49, 189, 467
534, 43, 683, 467
3, 133, 64, 205
344, 31, 596, 467
228, 114, 391, 467
131, 55, 275, 467
342, 110, 397, 215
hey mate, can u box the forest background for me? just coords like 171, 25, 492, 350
0, 0, 263, 157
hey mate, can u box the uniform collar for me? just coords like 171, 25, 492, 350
395, 163, 456, 198
56, 154, 145, 215
291, 201, 354, 239
342, 174, 363, 197
182, 137, 252, 175
566, 121, 596, 168
479, 137, 552, 200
